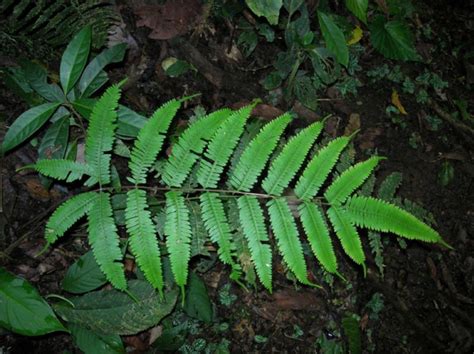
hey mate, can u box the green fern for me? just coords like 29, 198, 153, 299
34, 87, 448, 294
0, 0, 119, 60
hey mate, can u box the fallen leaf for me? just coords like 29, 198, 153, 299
24, 178, 50, 201
344, 113, 361, 136
357, 127, 383, 150
391, 89, 408, 115
347, 26, 363, 45
134, 0, 202, 40
272, 289, 322, 311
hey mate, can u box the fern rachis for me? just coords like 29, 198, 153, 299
34, 86, 448, 295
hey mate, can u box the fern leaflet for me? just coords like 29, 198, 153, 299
299, 202, 339, 275
262, 121, 323, 196
345, 196, 442, 243
267, 198, 311, 285
45, 192, 99, 245
200, 192, 240, 275
162, 109, 232, 187
34, 159, 92, 182
237, 196, 272, 292
229, 113, 292, 192
327, 206, 365, 269
84, 83, 121, 186
295, 136, 350, 200
125, 189, 164, 297
197, 104, 253, 188
325, 156, 385, 205
87, 192, 126, 290
129, 99, 182, 184
164, 191, 192, 296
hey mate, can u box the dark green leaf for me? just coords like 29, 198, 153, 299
54, 280, 178, 335
317, 11, 349, 67
257, 23, 275, 42
263, 71, 283, 90
238, 31, 258, 57
1, 67, 41, 106
165, 60, 192, 78
1, 102, 60, 154
60, 26, 92, 94
245, 0, 283, 24
38, 115, 70, 161
369, 16, 418, 61
183, 273, 213, 323
79, 44, 127, 97
438, 161, 454, 186
283, 0, 305, 18
62, 251, 107, 294
342, 316, 361, 354
21, 61, 65, 102
345, 0, 368, 23
69, 323, 125, 354
0, 267, 66, 336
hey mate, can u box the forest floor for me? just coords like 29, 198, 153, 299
1, 1, 473, 353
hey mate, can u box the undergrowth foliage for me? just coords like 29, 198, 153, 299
32, 84, 447, 297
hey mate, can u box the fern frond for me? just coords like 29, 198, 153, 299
299, 202, 338, 275
237, 196, 272, 292
267, 198, 310, 285
200, 192, 240, 273
129, 99, 181, 184
162, 108, 232, 187
87, 192, 126, 290
45, 192, 99, 245
377, 172, 403, 200
34, 159, 92, 183
164, 191, 192, 294
125, 189, 164, 296
327, 206, 365, 268
84, 84, 121, 186
197, 104, 253, 188
229, 113, 292, 192
294, 136, 350, 200
345, 196, 442, 243
325, 156, 385, 205
262, 121, 323, 196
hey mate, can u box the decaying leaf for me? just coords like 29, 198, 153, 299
347, 26, 363, 45
391, 89, 408, 115
134, 0, 203, 40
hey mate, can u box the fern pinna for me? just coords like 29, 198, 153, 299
33, 84, 448, 297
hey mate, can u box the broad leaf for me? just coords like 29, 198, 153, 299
183, 273, 213, 323
317, 11, 349, 67
22, 61, 65, 102
0, 268, 66, 336
60, 25, 92, 94
69, 324, 125, 354
345, 0, 368, 23
369, 16, 418, 61
245, 0, 282, 25
62, 251, 107, 294
38, 115, 70, 161
79, 44, 127, 98
54, 280, 178, 335
1, 102, 60, 153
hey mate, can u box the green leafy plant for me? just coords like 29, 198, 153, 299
25, 82, 447, 298
0, 25, 143, 158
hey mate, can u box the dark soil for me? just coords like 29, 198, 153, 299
1, 1, 473, 353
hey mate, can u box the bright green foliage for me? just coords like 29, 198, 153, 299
129, 99, 182, 184
45, 192, 99, 244
299, 202, 338, 275
230, 113, 291, 192
262, 121, 323, 196
88, 193, 126, 290
317, 11, 349, 67
345, 0, 368, 23
325, 156, 385, 205
327, 207, 365, 267
35, 88, 446, 294
345, 196, 442, 243
238, 196, 272, 292
295, 136, 350, 200
34, 159, 92, 182
200, 193, 240, 276
197, 105, 253, 188
164, 191, 192, 296
267, 198, 310, 285
84, 84, 121, 186
162, 109, 232, 187
125, 189, 164, 296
